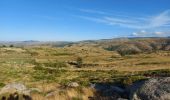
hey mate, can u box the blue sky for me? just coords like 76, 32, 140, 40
0, 0, 170, 41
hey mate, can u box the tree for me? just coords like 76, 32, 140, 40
9, 44, 14, 47
2, 45, 6, 47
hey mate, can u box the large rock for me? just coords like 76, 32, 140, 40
0, 83, 32, 100
0, 83, 30, 95
90, 83, 127, 99
130, 77, 170, 100
68, 82, 79, 88
90, 83, 125, 94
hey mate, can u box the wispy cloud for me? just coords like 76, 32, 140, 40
149, 10, 170, 28
132, 30, 170, 37
103, 17, 143, 28
77, 9, 170, 29
79, 8, 145, 18
79, 9, 107, 15
132, 30, 147, 36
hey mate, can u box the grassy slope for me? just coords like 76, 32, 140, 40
0, 39, 170, 99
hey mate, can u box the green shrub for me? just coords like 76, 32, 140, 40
2, 45, 6, 47
9, 44, 14, 47
0, 83, 5, 88
76, 57, 83, 68
30, 52, 39, 56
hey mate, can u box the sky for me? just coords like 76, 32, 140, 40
0, 0, 170, 41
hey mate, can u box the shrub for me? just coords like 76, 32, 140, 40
30, 52, 39, 56
9, 44, 14, 47
0, 83, 5, 88
76, 57, 83, 68
2, 45, 6, 47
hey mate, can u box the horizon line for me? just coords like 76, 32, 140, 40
0, 36, 169, 42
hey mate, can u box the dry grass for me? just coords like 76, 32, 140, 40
31, 86, 94, 100
0, 46, 170, 99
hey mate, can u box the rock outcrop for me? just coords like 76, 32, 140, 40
90, 83, 127, 100
130, 77, 170, 100
0, 83, 32, 100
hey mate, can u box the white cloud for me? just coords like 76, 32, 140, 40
75, 16, 108, 23
155, 31, 164, 35
153, 31, 170, 36
76, 9, 170, 37
77, 10, 170, 29
149, 10, 170, 28
104, 17, 138, 24
79, 9, 107, 15
132, 30, 170, 37
132, 30, 147, 36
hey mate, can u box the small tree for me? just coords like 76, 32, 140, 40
2, 45, 6, 47
76, 57, 83, 68
9, 44, 14, 47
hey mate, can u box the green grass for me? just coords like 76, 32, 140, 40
0, 46, 170, 99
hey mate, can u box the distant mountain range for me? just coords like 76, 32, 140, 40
0, 37, 170, 53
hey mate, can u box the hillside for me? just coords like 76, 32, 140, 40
69, 37, 170, 55
0, 37, 170, 99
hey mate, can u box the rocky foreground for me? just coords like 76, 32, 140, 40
0, 77, 170, 100
129, 77, 170, 100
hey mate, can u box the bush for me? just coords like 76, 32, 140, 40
0, 83, 5, 88
30, 52, 39, 56
76, 57, 83, 68
2, 45, 6, 47
9, 44, 14, 47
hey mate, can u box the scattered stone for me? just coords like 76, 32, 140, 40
46, 90, 58, 98
68, 82, 79, 88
